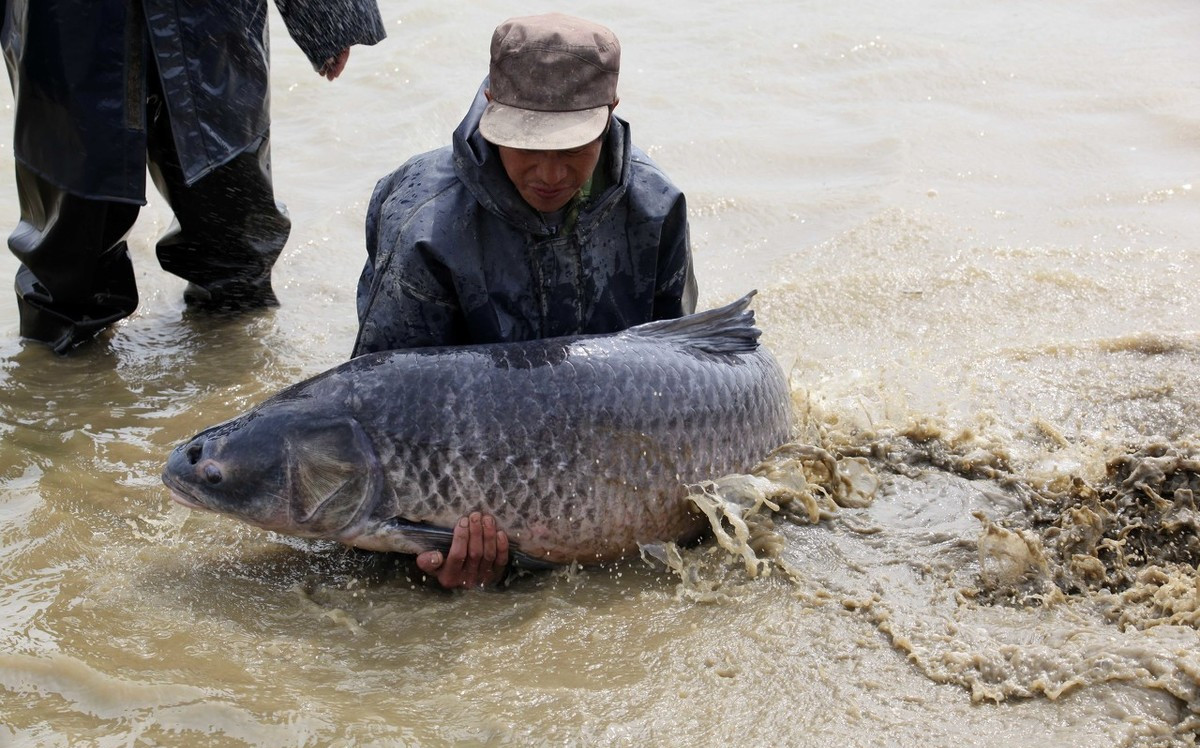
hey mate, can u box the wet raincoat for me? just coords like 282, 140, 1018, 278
0, 0, 386, 203
353, 84, 698, 356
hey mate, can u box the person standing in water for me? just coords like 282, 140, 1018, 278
353, 13, 698, 587
2, 0, 386, 353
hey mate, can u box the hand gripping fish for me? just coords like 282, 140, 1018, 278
162, 292, 794, 568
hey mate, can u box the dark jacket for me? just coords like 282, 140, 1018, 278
352, 83, 698, 356
0, 0, 385, 204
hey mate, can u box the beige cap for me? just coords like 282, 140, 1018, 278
480, 13, 620, 150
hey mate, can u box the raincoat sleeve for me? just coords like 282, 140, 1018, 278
353, 161, 466, 356
653, 193, 699, 319
274, 0, 386, 71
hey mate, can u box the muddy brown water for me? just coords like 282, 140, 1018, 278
2, 1, 1198, 745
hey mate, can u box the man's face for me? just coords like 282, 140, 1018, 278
497, 139, 604, 213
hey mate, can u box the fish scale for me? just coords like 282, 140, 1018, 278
163, 293, 793, 566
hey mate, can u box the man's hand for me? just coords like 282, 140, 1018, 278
416, 512, 510, 589
319, 49, 351, 81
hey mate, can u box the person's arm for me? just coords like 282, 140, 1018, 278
415, 513, 510, 589
318, 49, 351, 81
274, 0, 386, 78
654, 193, 698, 319
352, 167, 468, 356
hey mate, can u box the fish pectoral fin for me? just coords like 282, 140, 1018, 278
386, 519, 455, 552
287, 419, 382, 531
385, 519, 562, 571
508, 552, 562, 571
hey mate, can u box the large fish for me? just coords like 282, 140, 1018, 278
162, 293, 793, 567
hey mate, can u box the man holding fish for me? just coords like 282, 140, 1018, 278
353, 13, 698, 587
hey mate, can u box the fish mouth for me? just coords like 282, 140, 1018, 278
169, 491, 206, 510
162, 472, 208, 511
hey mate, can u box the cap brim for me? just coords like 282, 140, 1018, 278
480, 101, 609, 150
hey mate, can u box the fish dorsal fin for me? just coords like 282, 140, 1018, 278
625, 291, 761, 354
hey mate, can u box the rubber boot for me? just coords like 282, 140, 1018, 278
7, 165, 140, 354
146, 82, 289, 313
14, 249, 138, 354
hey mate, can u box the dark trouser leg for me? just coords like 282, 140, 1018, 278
8, 164, 140, 354
145, 90, 290, 311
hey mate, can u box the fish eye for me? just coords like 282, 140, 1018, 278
203, 463, 223, 485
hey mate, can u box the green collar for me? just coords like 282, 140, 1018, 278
561, 147, 609, 234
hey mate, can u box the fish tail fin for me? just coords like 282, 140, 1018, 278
628, 291, 761, 354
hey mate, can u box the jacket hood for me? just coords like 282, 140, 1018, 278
452, 80, 631, 236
